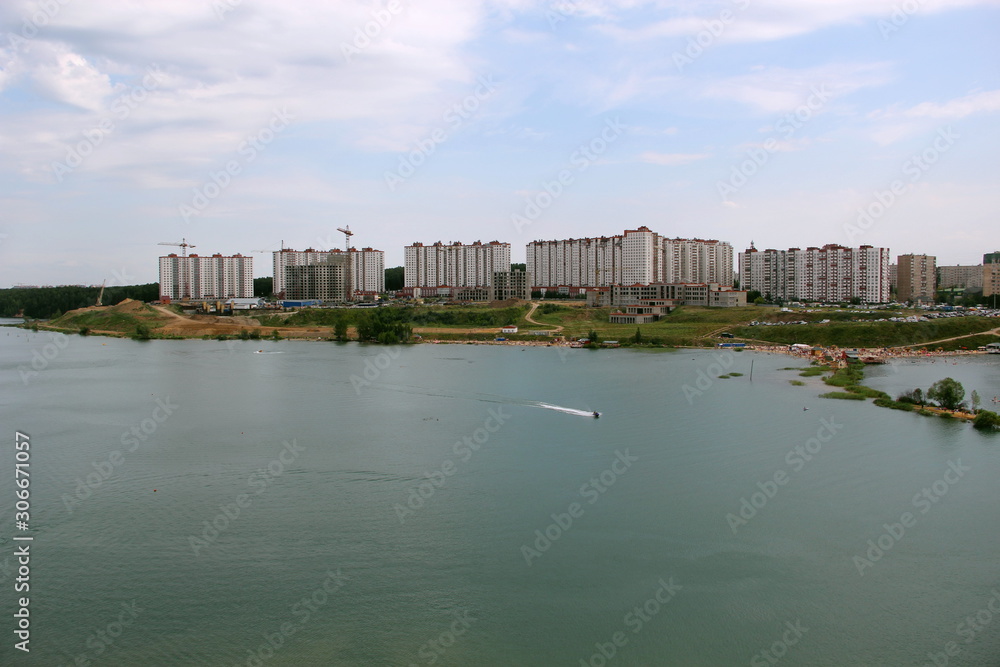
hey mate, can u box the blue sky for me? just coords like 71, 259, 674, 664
1, 0, 998, 286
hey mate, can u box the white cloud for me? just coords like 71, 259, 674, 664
638, 151, 710, 165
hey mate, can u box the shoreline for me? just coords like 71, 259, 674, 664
9, 322, 997, 360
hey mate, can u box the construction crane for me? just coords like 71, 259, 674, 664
336, 226, 354, 252
252, 240, 285, 254
337, 226, 355, 301
96, 280, 106, 307
158, 238, 196, 256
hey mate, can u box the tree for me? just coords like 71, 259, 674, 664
633, 327, 643, 344
356, 308, 411, 343
746, 290, 762, 303
334, 317, 349, 341
972, 410, 1000, 431
384, 266, 404, 292
971, 390, 981, 412
927, 377, 966, 411
133, 323, 153, 340
897, 388, 924, 405
587, 329, 600, 344
253, 277, 273, 297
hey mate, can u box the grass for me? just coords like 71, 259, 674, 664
820, 391, 867, 400
799, 367, 827, 377
789, 380, 805, 386
729, 372, 744, 377
730, 317, 998, 348
873, 397, 916, 411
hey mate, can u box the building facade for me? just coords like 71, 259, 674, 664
272, 247, 385, 298
159, 253, 253, 300
404, 241, 511, 288
527, 228, 734, 291
739, 243, 890, 303
284, 254, 349, 302
937, 265, 983, 291
896, 254, 936, 303
985, 252, 1000, 299
489, 270, 531, 301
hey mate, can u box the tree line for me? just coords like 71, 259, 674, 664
0, 284, 160, 319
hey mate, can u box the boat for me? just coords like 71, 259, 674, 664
593, 411, 600, 418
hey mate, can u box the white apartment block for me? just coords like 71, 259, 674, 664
528, 228, 734, 290
526, 236, 623, 288
404, 241, 510, 288
739, 243, 890, 303
159, 253, 254, 300
661, 238, 734, 285
273, 247, 385, 297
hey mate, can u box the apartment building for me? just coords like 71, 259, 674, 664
938, 265, 983, 291
896, 254, 936, 303
985, 252, 1000, 298
739, 243, 890, 303
272, 247, 385, 298
159, 253, 253, 301
404, 241, 510, 288
527, 228, 734, 291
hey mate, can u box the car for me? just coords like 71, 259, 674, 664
719, 332, 734, 338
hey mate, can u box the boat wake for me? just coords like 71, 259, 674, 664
370, 383, 596, 417
531, 402, 596, 417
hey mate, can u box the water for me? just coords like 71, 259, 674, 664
1, 328, 999, 665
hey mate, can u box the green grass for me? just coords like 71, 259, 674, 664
799, 367, 827, 377
873, 397, 916, 411
729, 372, 744, 377
824, 365, 865, 387
730, 317, 997, 348
789, 380, 805, 386
845, 385, 890, 400
820, 391, 867, 400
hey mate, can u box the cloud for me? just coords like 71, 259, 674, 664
902, 89, 1000, 119
638, 151, 710, 165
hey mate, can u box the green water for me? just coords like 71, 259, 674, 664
1, 328, 999, 665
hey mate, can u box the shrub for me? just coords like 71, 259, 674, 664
873, 397, 915, 411
972, 410, 1000, 431
928, 377, 966, 411
820, 392, 866, 400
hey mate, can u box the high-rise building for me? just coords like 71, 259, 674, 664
284, 254, 349, 301
896, 254, 936, 303
937, 265, 983, 291
526, 235, 623, 289
273, 247, 384, 298
404, 241, 510, 288
159, 253, 253, 300
739, 243, 890, 303
985, 252, 1000, 299
661, 238, 734, 285
527, 228, 733, 290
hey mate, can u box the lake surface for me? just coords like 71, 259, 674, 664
1, 327, 999, 666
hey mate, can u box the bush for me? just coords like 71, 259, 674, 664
78, 326, 90, 336
972, 410, 1000, 431
820, 392, 866, 400
873, 397, 915, 411
133, 323, 152, 340
789, 380, 805, 386
897, 388, 924, 405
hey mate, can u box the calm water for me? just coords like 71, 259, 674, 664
1, 326, 999, 666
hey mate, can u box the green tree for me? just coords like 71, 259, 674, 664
254, 277, 273, 297
270, 329, 282, 340
587, 329, 600, 344
133, 323, 153, 340
334, 317, 349, 341
972, 410, 1000, 431
928, 377, 966, 411
356, 308, 411, 343
384, 266, 404, 291
971, 390, 981, 412
633, 327, 642, 344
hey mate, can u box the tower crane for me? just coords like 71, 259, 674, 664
336, 226, 354, 252
158, 238, 196, 256
337, 226, 355, 301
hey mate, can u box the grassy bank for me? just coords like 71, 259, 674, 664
731, 317, 997, 348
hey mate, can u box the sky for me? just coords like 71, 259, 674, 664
1, 0, 998, 286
